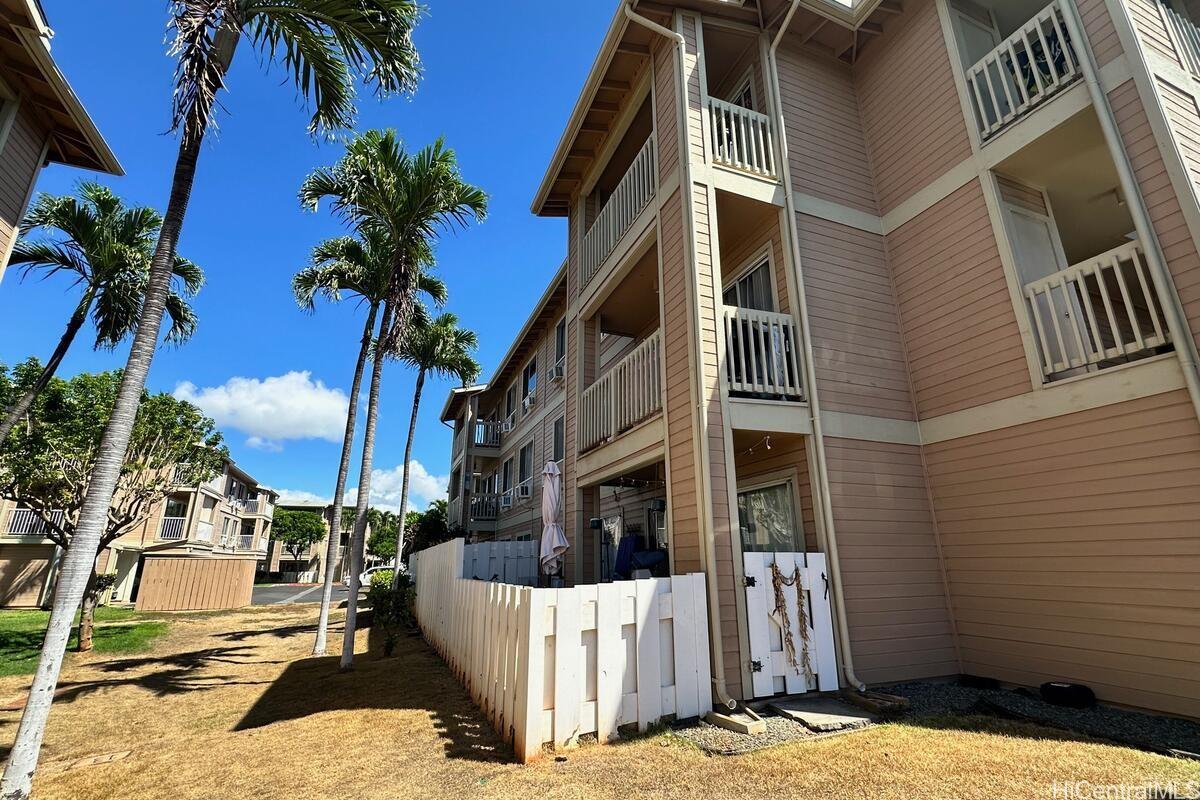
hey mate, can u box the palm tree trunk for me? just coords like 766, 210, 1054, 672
391, 368, 425, 589
340, 302, 394, 671
0, 289, 94, 444
0, 30, 240, 800
312, 304, 378, 657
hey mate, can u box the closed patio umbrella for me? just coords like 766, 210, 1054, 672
540, 461, 568, 576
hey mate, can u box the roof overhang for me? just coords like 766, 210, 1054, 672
440, 384, 487, 424
0, 0, 121, 174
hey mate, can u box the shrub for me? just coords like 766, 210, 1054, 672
365, 570, 415, 657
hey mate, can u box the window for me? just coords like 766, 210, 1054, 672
723, 256, 774, 311
729, 71, 755, 111
553, 416, 565, 463
164, 497, 188, 518
555, 319, 567, 365
522, 358, 538, 400
505, 385, 517, 419
518, 441, 534, 484
501, 459, 514, 494
736, 482, 803, 553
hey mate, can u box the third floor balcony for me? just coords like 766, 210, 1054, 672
581, 134, 657, 292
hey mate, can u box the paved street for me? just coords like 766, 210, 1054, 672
252, 583, 352, 606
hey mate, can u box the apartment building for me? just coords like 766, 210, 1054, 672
0, 459, 276, 611
0, 0, 121, 280
262, 500, 361, 583
442, 0, 1200, 718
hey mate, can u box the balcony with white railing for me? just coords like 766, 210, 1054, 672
1023, 240, 1172, 381
159, 517, 187, 541
5, 508, 64, 537
964, 0, 1080, 141
581, 135, 657, 290
238, 533, 256, 550
448, 496, 463, 527
580, 330, 663, 452
1162, 2, 1200, 79
708, 97, 778, 179
469, 494, 500, 522
722, 307, 806, 401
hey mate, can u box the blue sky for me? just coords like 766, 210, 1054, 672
0, 1, 614, 510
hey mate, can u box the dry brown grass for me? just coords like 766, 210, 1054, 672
2, 605, 1196, 800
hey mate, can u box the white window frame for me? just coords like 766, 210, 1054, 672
734, 471, 807, 555
722, 243, 779, 313
727, 66, 756, 112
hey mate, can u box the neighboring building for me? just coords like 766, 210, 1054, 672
262, 501, 360, 583
0, 459, 276, 611
0, 0, 121, 280
442, 0, 1200, 718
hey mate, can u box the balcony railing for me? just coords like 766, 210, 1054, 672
1162, 3, 1200, 79
708, 97, 777, 178
580, 330, 662, 452
160, 517, 187, 541
722, 307, 806, 400
171, 464, 191, 485
448, 496, 463, 527
581, 135, 656, 290
469, 494, 500, 521
1023, 240, 1171, 380
238, 533, 255, 550
965, 0, 1079, 141
5, 508, 64, 536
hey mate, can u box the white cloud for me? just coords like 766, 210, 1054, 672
175, 371, 348, 451
277, 460, 448, 515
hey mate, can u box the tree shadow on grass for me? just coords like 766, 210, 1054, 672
234, 621, 511, 764
215, 623, 319, 643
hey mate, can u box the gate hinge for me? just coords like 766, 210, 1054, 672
749, 659, 764, 673
743, 575, 756, 588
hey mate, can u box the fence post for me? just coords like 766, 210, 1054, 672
514, 587, 546, 762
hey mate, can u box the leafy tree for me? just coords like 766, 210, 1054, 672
391, 313, 478, 585
403, 499, 451, 561
293, 228, 444, 657
366, 509, 401, 562
272, 509, 326, 572
0, 183, 202, 444
3, 5, 423, 794
0, 365, 225, 652
299, 130, 486, 670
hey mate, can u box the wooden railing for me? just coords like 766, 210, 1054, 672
581, 136, 657, 289
159, 517, 187, 541
965, 0, 1079, 140
409, 538, 713, 763
708, 97, 777, 178
469, 493, 500, 521
1023, 241, 1171, 379
722, 307, 805, 399
580, 330, 662, 452
5, 508, 63, 536
1162, 2, 1200, 78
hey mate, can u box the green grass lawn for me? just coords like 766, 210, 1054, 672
0, 606, 169, 677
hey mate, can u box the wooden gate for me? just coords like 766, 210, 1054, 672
742, 552, 839, 698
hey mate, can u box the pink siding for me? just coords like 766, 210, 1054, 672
654, 35, 678, 184
0, 106, 45, 260
1110, 79, 1200, 356
825, 438, 958, 685
854, 0, 973, 215
927, 390, 1200, 717
1077, 0, 1123, 67
796, 214, 916, 420
887, 180, 1031, 418
777, 42, 879, 214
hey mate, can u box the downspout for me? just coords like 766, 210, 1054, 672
1061, 2, 1200, 422
624, 1, 737, 711
767, 0, 867, 691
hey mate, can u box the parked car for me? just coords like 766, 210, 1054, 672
343, 565, 400, 589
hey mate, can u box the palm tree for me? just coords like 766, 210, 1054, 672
0, 184, 202, 444
391, 313, 479, 587
292, 229, 445, 657
0, 4, 422, 796
299, 130, 486, 670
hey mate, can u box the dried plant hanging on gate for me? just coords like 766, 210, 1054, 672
770, 561, 815, 687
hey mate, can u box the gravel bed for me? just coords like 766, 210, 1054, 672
672, 712, 823, 755
887, 681, 1200, 759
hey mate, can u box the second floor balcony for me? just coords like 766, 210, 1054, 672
5, 508, 63, 537
580, 329, 662, 452
159, 516, 186, 541
721, 306, 806, 401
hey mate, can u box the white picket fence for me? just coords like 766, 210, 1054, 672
410, 538, 713, 762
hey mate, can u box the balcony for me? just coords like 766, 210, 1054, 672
469, 494, 500, 522
238, 533, 255, 550
580, 330, 662, 452
159, 517, 187, 541
964, 0, 1080, 141
1023, 240, 1172, 380
708, 98, 778, 179
721, 307, 806, 401
5, 508, 63, 536
1163, 4, 1200, 79
581, 135, 656, 290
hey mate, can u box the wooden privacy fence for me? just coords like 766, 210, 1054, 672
410, 539, 713, 762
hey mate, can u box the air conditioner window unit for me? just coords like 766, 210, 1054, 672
522, 393, 536, 412
500, 493, 514, 510
551, 359, 565, 382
